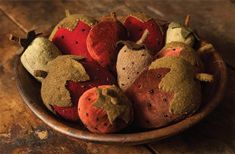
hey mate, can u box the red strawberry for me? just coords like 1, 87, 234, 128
36, 55, 116, 121
123, 13, 164, 54
49, 11, 97, 61
53, 61, 116, 121
78, 85, 133, 133
126, 67, 178, 128
87, 12, 127, 70
126, 57, 213, 129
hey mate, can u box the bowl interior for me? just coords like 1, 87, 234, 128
15, 51, 227, 145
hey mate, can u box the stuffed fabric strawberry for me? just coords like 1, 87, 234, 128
166, 15, 199, 47
156, 42, 203, 68
123, 13, 164, 54
87, 12, 127, 70
78, 85, 133, 133
35, 55, 116, 121
126, 57, 213, 128
116, 29, 153, 91
10, 30, 62, 82
49, 10, 97, 61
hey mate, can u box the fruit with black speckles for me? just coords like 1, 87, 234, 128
50, 10, 97, 60
78, 85, 133, 133
123, 13, 164, 54
126, 57, 213, 128
35, 55, 116, 121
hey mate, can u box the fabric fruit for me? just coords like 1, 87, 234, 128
78, 85, 133, 133
123, 12, 164, 54
116, 29, 153, 91
35, 55, 116, 121
126, 57, 213, 128
49, 10, 97, 61
87, 12, 127, 70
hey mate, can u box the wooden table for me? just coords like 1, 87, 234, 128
0, 0, 235, 153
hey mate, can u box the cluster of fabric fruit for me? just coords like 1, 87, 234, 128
13, 11, 215, 133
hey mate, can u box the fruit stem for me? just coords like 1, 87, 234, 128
65, 9, 70, 17
184, 15, 190, 27
111, 12, 117, 21
137, 29, 149, 44
195, 73, 214, 82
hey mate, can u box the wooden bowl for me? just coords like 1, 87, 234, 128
15, 49, 227, 145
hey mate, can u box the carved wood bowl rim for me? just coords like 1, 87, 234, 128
15, 49, 227, 145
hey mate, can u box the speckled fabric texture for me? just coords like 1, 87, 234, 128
40, 55, 89, 111
20, 37, 61, 81
116, 45, 153, 91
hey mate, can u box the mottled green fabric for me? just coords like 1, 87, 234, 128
149, 57, 201, 114
93, 85, 132, 124
166, 22, 198, 47
20, 37, 61, 82
40, 55, 89, 111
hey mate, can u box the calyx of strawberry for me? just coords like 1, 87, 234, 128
36, 55, 90, 110
62, 10, 96, 29
93, 85, 131, 124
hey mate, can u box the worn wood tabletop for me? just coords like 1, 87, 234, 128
0, 0, 235, 153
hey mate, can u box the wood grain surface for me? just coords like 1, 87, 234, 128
0, 0, 235, 153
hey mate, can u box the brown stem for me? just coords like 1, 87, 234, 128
184, 15, 190, 27
137, 29, 149, 44
65, 9, 70, 17
111, 12, 117, 21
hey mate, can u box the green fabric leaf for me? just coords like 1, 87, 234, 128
149, 57, 201, 114
59, 14, 97, 30
168, 22, 181, 29
41, 55, 90, 110
93, 85, 131, 124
